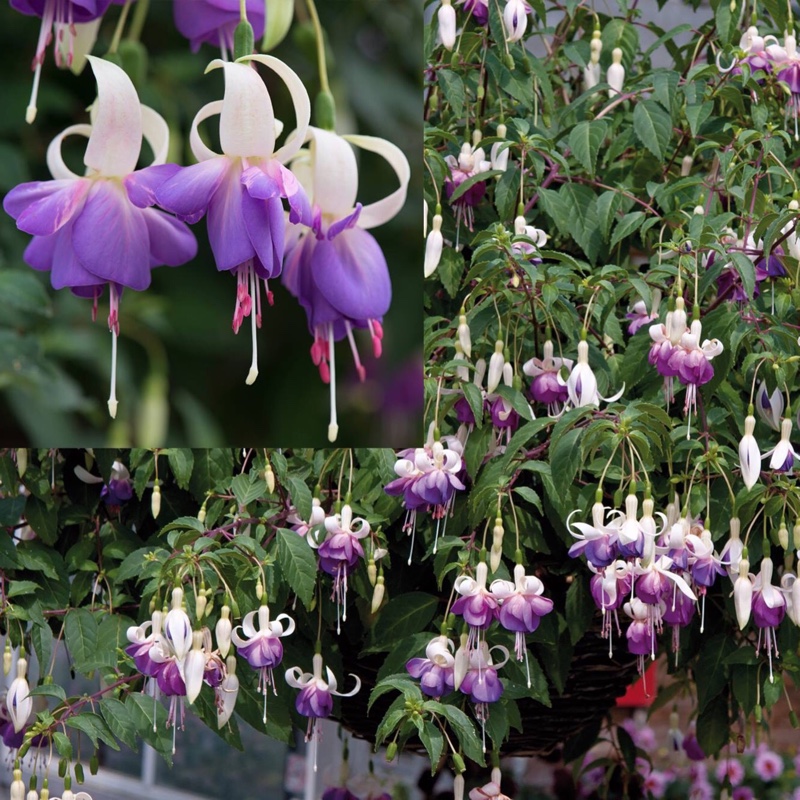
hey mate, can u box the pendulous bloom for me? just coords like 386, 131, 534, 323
173, 0, 265, 55
156, 55, 311, 387
282, 127, 409, 442
3, 56, 196, 419
406, 635, 456, 698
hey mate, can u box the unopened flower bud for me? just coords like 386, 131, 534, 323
4, 641, 11, 675
265, 464, 275, 494
16, 449, 27, 478
487, 341, 505, 393
693, 205, 705, 216
681, 155, 694, 176
779, 522, 790, 550
195, 594, 207, 620
425, 214, 444, 278
491, 767, 502, 786
794, 521, 800, 549
261, 0, 294, 51
371, 577, 385, 614
385, 741, 398, 762
367, 558, 377, 586
458, 313, 471, 359
453, 774, 465, 800
151, 484, 161, 519
438, 0, 456, 50
11, 767, 25, 800
607, 48, 625, 96
256, 581, 264, 601
197, 505, 207, 524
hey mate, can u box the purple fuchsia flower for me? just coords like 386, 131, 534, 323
624, 598, 658, 678
590, 560, 632, 656
752, 557, 786, 680
6, 658, 32, 734
445, 140, 491, 231
491, 564, 554, 666
626, 292, 660, 335
452, 562, 499, 645
406, 635, 456, 698
173, 0, 265, 55
3, 56, 196, 419
309, 504, 370, 632
322, 790, 360, 800
768, 31, 800, 138
523, 340, 572, 416
511, 215, 548, 262
216, 656, 240, 729
459, 640, 508, 713
126, 610, 167, 678
231, 604, 294, 717
282, 127, 409, 443
285, 653, 361, 745
10, 0, 117, 122
461, 0, 489, 25
567, 499, 620, 569
74, 459, 133, 509
155, 55, 311, 387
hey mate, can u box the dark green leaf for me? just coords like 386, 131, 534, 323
64, 608, 99, 675
372, 592, 440, 647
633, 100, 672, 160
166, 449, 194, 491
24, 496, 58, 546
275, 528, 317, 608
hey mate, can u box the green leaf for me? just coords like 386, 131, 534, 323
372, 592, 439, 647
230, 473, 267, 508
633, 100, 672, 160
568, 120, 608, 177
617, 725, 637, 772
494, 166, 520, 222
100, 697, 138, 751
731, 664, 759, 715
190, 449, 234, 500
66, 712, 120, 749
126, 692, 173, 764
0, 270, 51, 316
550, 427, 583, 500
437, 245, 465, 299
448, 170, 503, 203
695, 634, 736, 712
696, 693, 729, 756
565, 576, 594, 645
95, 614, 135, 670
462, 382, 484, 429
610, 211, 646, 250
52, 731, 73, 759
275, 528, 317, 608
116, 547, 169, 582
24, 496, 57, 546
368, 674, 422, 712
64, 608, 99, 675
27, 684, 66, 702
728, 252, 756, 301
424, 700, 485, 765
685, 101, 713, 137
286, 476, 313, 524
166, 449, 194, 491
7, 580, 40, 598
438, 68, 465, 117
30, 622, 53, 677
420, 720, 444, 772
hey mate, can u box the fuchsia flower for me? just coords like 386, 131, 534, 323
523, 339, 572, 415
173, 0, 265, 55
665, 319, 723, 419
125, 610, 167, 677
11, 0, 118, 122
566, 340, 624, 409
309, 504, 370, 631
406, 635, 456, 698
751, 557, 786, 680
491, 564, 554, 661
231, 604, 294, 713
459, 641, 508, 715
626, 295, 659, 335
502, 0, 531, 42
156, 55, 311, 387
282, 127, 409, 442
285, 653, 360, 742
445, 140, 491, 231
3, 56, 196, 419
452, 561, 499, 637
461, 0, 489, 25
567, 500, 620, 568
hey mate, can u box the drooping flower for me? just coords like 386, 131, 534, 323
666, 319, 723, 421
3, 56, 197, 419
285, 653, 360, 741
567, 500, 620, 568
523, 340, 572, 416
444, 140, 491, 232
74, 458, 133, 508
733, 557, 753, 630
502, 0, 530, 43
469, 781, 512, 800
173, 0, 265, 55
216, 655, 239, 728
626, 293, 660, 335
452, 561, 499, 642
125, 610, 167, 677
7, 658, 32, 733
624, 598, 657, 674
406, 635, 455, 698
566, 340, 624, 408
491, 563, 554, 663
164, 587, 193, 662
310, 504, 370, 631
765, 418, 796, 472
461, 0, 488, 25
458, 641, 508, 720
511, 214, 547, 262
424, 212, 444, 278
751, 557, 786, 680
155, 55, 311, 387
755, 381, 783, 431
10, 0, 116, 122
282, 127, 409, 442
590, 560, 632, 655
738, 414, 761, 489
231, 604, 294, 716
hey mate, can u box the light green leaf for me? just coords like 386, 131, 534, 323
166, 449, 194, 490
64, 608, 99, 675
275, 528, 317, 608
438, 68, 465, 117
568, 120, 608, 177
286, 476, 313, 524
633, 100, 672, 160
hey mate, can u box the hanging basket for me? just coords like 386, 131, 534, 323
335, 615, 639, 758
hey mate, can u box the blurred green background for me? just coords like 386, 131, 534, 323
0, 0, 422, 447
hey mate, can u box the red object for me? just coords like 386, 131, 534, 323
616, 663, 657, 707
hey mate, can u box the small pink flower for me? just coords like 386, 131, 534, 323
714, 758, 745, 787
753, 748, 783, 782
642, 769, 667, 799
